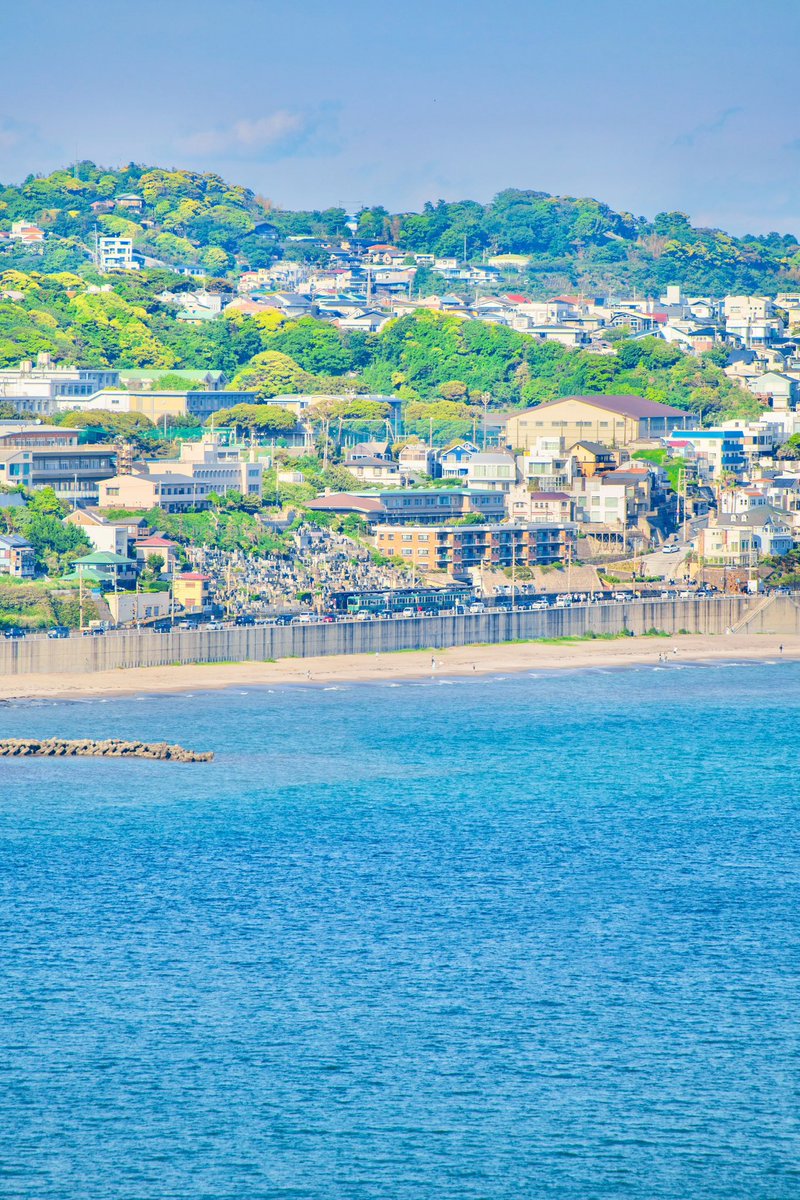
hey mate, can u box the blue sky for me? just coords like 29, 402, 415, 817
2, 0, 799, 234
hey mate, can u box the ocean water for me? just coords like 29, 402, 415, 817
1, 662, 799, 1199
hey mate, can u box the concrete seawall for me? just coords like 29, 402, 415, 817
2, 595, 797, 678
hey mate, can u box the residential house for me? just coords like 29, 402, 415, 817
724, 296, 783, 346
569, 441, 618, 478
749, 371, 800, 407
0, 533, 35, 578
666, 428, 747, 480
0, 447, 32, 489
346, 441, 391, 462
67, 550, 139, 588
115, 193, 144, 212
98, 472, 212, 512
9, 221, 45, 245
464, 451, 518, 493
694, 509, 794, 565
438, 441, 480, 479
518, 437, 576, 491
344, 456, 400, 484
173, 573, 211, 614
398, 443, 441, 477
133, 535, 180, 573
506, 487, 574, 524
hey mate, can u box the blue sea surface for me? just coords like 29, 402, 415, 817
1, 662, 799, 1199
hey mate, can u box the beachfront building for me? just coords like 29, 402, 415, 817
373, 522, 575, 575
106, 591, 171, 626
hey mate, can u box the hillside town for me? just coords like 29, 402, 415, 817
2, 302, 800, 633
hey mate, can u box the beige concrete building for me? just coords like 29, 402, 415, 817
98, 435, 263, 511
505, 395, 695, 452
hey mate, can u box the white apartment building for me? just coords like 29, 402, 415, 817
723, 295, 783, 346
518, 437, 576, 492
97, 236, 137, 272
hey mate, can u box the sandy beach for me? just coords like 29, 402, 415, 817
0, 633, 797, 701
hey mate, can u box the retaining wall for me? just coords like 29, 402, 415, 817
1, 594, 793, 678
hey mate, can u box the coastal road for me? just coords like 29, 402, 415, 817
640, 543, 691, 581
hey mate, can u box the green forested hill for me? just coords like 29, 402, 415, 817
0, 266, 758, 425
1, 163, 799, 294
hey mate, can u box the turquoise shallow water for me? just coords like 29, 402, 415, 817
1, 662, 799, 1199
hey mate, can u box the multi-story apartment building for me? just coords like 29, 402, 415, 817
376, 489, 505, 525
0, 423, 116, 504
519, 438, 576, 491
723, 296, 783, 346
97, 235, 137, 272
666, 429, 748, 480
373, 523, 575, 575
0, 447, 32, 489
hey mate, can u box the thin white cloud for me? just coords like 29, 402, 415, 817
178, 110, 310, 158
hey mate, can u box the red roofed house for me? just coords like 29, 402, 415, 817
134, 534, 180, 573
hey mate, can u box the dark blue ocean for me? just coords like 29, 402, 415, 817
1, 662, 799, 1199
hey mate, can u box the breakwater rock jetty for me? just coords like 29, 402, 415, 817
0, 738, 213, 762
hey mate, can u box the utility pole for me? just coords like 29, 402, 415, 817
481, 392, 490, 451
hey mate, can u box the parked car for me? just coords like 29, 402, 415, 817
235, 615, 255, 626
47, 626, 70, 639
3, 626, 25, 639
81, 627, 105, 637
